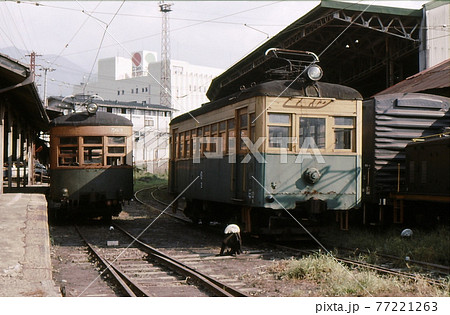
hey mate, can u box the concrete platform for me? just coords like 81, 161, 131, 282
0, 193, 60, 296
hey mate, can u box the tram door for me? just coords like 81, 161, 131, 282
232, 109, 256, 203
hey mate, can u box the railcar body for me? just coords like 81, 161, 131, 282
48, 111, 133, 221
405, 135, 450, 197
169, 79, 363, 237
388, 135, 450, 225
362, 93, 450, 221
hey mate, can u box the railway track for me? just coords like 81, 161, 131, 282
336, 246, 450, 275
50, 185, 447, 297
134, 185, 187, 222
138, 185, 449, 288
50, 224, 120, 297
74, 224, 248, 297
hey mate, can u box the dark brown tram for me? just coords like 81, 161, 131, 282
48, 109, 133, 221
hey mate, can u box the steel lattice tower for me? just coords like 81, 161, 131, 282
159, 1, 172, 108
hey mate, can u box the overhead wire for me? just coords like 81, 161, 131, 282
2, 1, 30, 53
0, 3, 28, 58
75, 0, 126, 94
32, 0, 291, 59
48, 1, 103, 68
10, 0, 290, 27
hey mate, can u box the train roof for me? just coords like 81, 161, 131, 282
171, 80, 362, 125
50, 111, 133, 127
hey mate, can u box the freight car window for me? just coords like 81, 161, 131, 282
268, 113, 291, 148
299, 117, 325, 149
334, 117, 355, 150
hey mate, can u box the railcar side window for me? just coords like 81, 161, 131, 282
334, 117, 355, 150
203, 125, 210, 153
228, 119, 235, 154
179, 133, 185, 158
219, 121, 227, 153
299, 117, 325, 149
238, 110, 248, 151
185, 131, 191, 158
210, 124, 218, 153
250, 113, 256, 143
268, 113, 291, 148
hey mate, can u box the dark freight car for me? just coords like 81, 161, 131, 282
362, 93, 450, 212
405, 136, 450, 197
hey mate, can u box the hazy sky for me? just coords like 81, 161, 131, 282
0, 1, 426, 96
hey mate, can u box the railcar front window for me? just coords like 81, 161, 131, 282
334, 117, 355, 150
84, 136, 102, 144
299, 117, 325, 149
108, 147, 125, 154
60, 137, 77, 145
108, 136, 125, 144
59, 147, 78, 166
268, 113, 291, 148
58, 137, 78, 166
83, 147, 102, 164
107, 157, 123, 166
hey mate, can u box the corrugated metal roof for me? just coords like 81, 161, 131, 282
375, 58, 450, 96
0, 53, 49, 130
206, 0, 423, 101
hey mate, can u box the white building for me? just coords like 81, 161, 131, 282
47, 96, 173, 174
68, 51, 223, 173
420, 1, 450, 70
73, 51, 223, 118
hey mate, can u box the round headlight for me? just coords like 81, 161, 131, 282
306, 64, 323, 81
86, 102, 98, 115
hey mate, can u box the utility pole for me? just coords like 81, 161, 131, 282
159, 1, 173, 109
25, 51, 42, 79
40, 67, 56, 107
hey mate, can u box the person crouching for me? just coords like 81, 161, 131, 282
219, 224, 242, 256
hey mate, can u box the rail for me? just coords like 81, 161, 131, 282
75, 225, 148, 297
113, 223, 248, 297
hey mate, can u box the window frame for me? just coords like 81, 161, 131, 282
333, 116, 356, 152
267, 112, 292, 150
